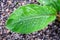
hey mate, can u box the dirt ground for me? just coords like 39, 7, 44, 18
0, 0, 60, 40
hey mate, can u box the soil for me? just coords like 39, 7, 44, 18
0, 0, 60, 40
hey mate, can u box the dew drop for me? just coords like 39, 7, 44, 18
34, 21, 36, 24
42, 1, 45, 4
33, 24, 35, 26
20, 22, 22, 24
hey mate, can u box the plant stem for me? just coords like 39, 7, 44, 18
57, 12, 60, 21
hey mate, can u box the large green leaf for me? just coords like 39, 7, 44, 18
37, 0, 60, 11
6, 4, 56, 34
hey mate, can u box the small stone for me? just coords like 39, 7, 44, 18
6, 9, 9, 12
7, 1, 12, 5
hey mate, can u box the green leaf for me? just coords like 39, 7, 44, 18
37, 0, 60, 11
6, 4, 56, 34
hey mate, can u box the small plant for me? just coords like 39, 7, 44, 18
6, 0, 60, 34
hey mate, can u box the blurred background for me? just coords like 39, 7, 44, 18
0, 0, 60, 40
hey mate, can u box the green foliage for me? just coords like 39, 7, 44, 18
37, 0, 60, 11
6, 4, 56, 34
